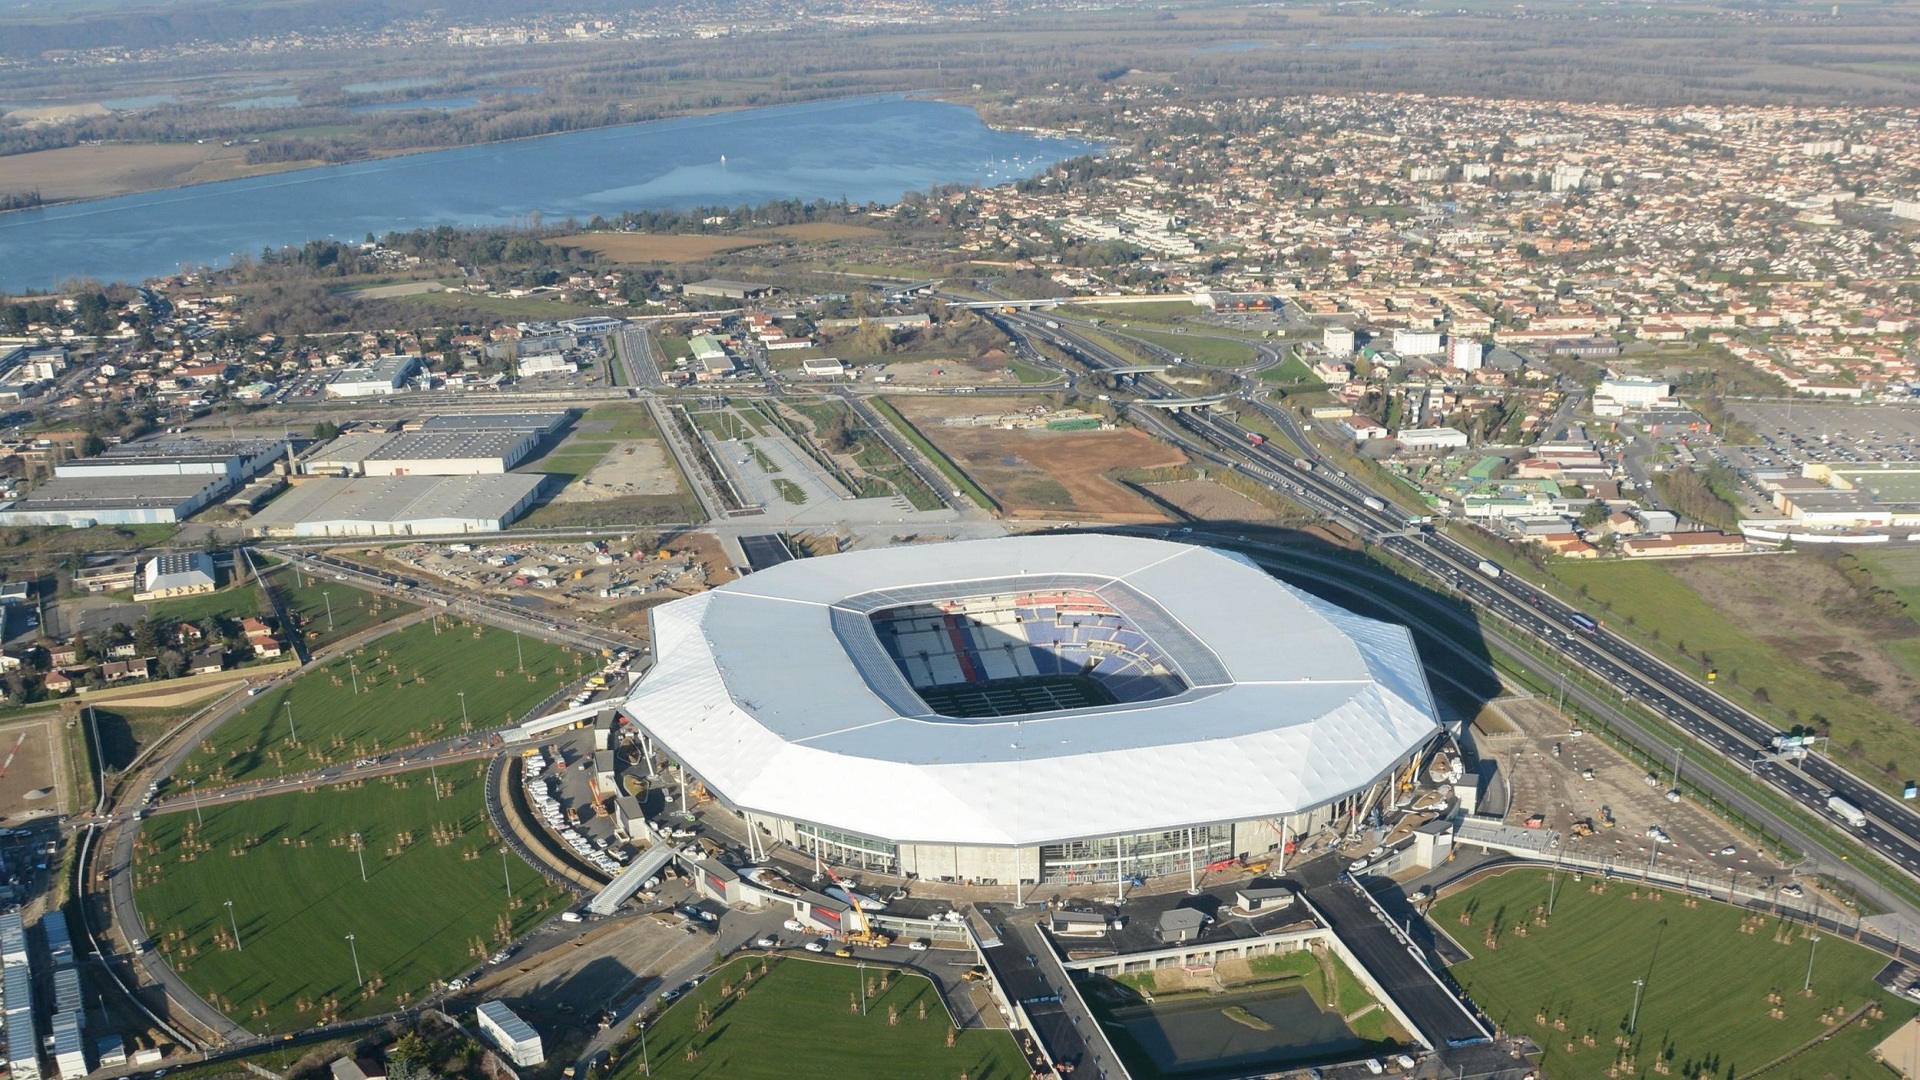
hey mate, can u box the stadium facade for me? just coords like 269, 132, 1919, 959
624, 535, 1441, 887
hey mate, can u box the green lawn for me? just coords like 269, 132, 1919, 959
1258, 355, 1331, 389
265, 571, 414, 652
184, 618, 581, 784
609, 956, 1028, 1080
1120, 327, 1256, 367
148, 584, 267, 630
582, 402, 666, 440
1551, 559, 1920, 790
870, 397, 996, 510
134, 774, 565, 1034
1433, 869, 1911, 1080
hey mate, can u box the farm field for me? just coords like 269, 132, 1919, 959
886, 395, 1184, 522
185, 617, 580, 784
1552, 556, 1920, 793
134, 774, 566, 1034
605, 955, 1028, 1080
1432, 868, 1911, 1080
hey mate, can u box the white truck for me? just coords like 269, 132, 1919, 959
1476, 560, 1502, 579
1828, 794, 1868, 829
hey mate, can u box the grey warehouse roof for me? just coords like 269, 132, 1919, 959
625, 534, 1441, 848
249, 474, 542, 530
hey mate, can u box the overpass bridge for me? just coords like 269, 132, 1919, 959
1127, 395, 1230, 410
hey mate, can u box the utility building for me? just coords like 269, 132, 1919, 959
476, 1001, 544, 1067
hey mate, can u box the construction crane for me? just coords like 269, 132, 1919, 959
820, 864, 894, 948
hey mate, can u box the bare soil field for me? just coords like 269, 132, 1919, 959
1144, 478, 1290, 524
1667, 554, 1920, 719
0, 718, 62, 824
892, 397, 1184, 522
553, 232, 771, 263
548, 440, 681, 503
0, 142, 263, 203
769, 222, 883, 240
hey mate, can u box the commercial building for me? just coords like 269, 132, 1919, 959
0, 474, 232, 527
72, 562, 138, 594
1395, 426, 1470, 450
619, 535, 1440, 887
516, 353, 577, 376
1594, 375, 1672, 413
362, 431, 539, 476
1447, 338, 1483, 371
683, 279, 776, 300
136, 552, 217, 601
326, 355, 420, 398
54, 437, 284, 483
476, 1001, 544, 1067
415, 412, 569, 437
246, 474, 545, 537
1391, 329, 1444, 356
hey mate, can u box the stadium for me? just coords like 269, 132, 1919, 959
622, 534, 1442, 887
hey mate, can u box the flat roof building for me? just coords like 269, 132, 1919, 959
0, 474, 232, 526
55, 437, 283, 483
363, 431, 538, 476
476, 1001, 544, 1067
326, 355, 420, 398
684, 279, 776, 300
416, 412, 569, 437
247, 474, 545, 537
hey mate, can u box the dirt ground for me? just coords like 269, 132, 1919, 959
554, 233, 771, 263
486, 915, 706, 1017
548, 440, 681, 503
1667, 554, 1920, 718
0, 717, 63, 824
891, 398, 1183, 521
1145, 479, 1290, 524
1488, 697, 1782, 885
0, 142, 286, 203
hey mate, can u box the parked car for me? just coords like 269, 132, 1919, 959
907, 939, 930, 952
804, 939, 827, 953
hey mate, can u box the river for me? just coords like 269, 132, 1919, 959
0, 95, 1097, 293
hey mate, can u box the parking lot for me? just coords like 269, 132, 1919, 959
1734, 401, 1920, 468
1485, 697, 1784, 888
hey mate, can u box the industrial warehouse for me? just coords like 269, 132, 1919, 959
0, 436, 285, 526
616, 535, 1443, 887
244, 473, 545, 536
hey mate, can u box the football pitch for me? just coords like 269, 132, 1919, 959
186, 616, 582, 783
607, 955, 1030, 1080
133, 771, 566, 1033
1431, 869, 1912, 1080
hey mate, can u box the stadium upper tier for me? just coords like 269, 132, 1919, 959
626, 534, 1441, 848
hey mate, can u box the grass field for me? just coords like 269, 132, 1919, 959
608, 956, 1028, 1080
581, 402, 666, 440
1119, 327, 1256, 366
1551, 559, 1920, 792
267, 572, 414, 652
134, 774, 566, 1034
185, 617, 580, 784
869, 397, 996, 510
148, 583, 266, 630
1433, 869, 1911, 1080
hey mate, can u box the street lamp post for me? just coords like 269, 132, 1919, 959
1629, 978, 1646, 1035
322, 591, 334, 632
458, 691, 468, 728
515, 631, 524, 672
349, 661, 359, 695
284, 700, 298, 743
638, 1020, 650, 1077
345, 933, 363, 988
225, 899, 242, 951
188, 780, 203, 828
502, 847, 513, 899
353, 832, 367, 882
431, 760, 440, 802
1805, 932, 1822, 993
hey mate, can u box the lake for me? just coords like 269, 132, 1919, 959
0, 95, 1097, 293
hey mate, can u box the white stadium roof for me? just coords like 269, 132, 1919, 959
624, 534, 1440, 848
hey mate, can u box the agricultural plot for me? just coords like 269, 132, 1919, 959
606, 956, 1027, 1080
1432, 869, 1911, 1080
185, 617, 581, 784
133, 773, 566, 1034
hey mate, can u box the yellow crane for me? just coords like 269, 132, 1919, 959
821, 864, 894, 948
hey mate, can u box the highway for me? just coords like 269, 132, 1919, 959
994, 302, 1920, 914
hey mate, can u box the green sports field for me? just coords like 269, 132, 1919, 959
184, 617, 581, 784
1432, 869, 1911, 1080
608, 955, 1029, 1080
133, 772, 566, 1033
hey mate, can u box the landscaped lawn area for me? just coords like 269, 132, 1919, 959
147, 583, 267, 629
1117, 326, 1256, 366
607, 955, 1028, 1080
265, 571, 415, 652
1432, 868, 1911, 1080
184, 617, 581, 784
134, 773, 565, 1034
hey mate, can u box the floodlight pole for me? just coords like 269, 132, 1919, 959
502, 847, 513, 899
1805, 932, 1822, 993
285, 700, 297, 743
353, 832, 367, 881
225, 899, 242, 951
323, 591, 334, 632
431, 761, 440, 802
188, 780, 203, 829
858, 960, 867, 1016
458, 691, 468, 728
350, 661, 359, 695
1628, 978, 1645, 1035
515, 631, 524, 672
638, 1021, 650, 1077
1186, 827, 1200, 896
346, 933, 363, 988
